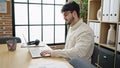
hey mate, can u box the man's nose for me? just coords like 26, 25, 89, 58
64, 16, 66, 20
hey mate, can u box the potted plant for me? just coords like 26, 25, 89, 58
74, 0, 88, 22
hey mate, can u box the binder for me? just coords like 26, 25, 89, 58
108, 0, 119, 22
102, 0, 110, 22
89, 22, 95, 31
113, 0, 119, 22
117, 25, 120, 51
94, 23, 100, 43
109, 0, 114, 22
89, 22, 95, 42
89, 22, 100, 43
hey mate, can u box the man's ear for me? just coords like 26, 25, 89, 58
72, 11, 77, 17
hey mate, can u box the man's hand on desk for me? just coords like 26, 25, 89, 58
41, 50, 52, 57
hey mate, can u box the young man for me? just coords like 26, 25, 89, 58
41, 1, 94, 61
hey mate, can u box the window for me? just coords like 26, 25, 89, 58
12, 0, 67, 44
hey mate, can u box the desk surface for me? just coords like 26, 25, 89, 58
0, 44, 73, 68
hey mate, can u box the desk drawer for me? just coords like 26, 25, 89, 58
99, 47, 114, 68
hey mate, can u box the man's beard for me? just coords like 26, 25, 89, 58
67, 16, 74, 25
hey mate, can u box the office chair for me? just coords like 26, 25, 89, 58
91, 44, 99, 66
69, 44, 99, 68
0, 36, 21, 44
69, 57, 96, 68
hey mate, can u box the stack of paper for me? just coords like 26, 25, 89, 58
29, 62, 69, 68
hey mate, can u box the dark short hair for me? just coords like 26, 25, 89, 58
61, 1, 80, 17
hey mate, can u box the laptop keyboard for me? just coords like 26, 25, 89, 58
29, 48, 41, 58
29, 47, 51, 58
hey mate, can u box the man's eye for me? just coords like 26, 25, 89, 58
64, 15, 67, 17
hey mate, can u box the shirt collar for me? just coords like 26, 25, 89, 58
70, 19, 83, 31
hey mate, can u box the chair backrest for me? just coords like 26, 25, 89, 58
91, 44, 99, 66
69, 57, 96, 68
0, 36, 21, 44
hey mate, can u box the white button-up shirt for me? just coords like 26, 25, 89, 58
51, 19, 94, 60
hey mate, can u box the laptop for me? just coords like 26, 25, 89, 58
21, 34, 52, 58
21, 34, 45, 48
